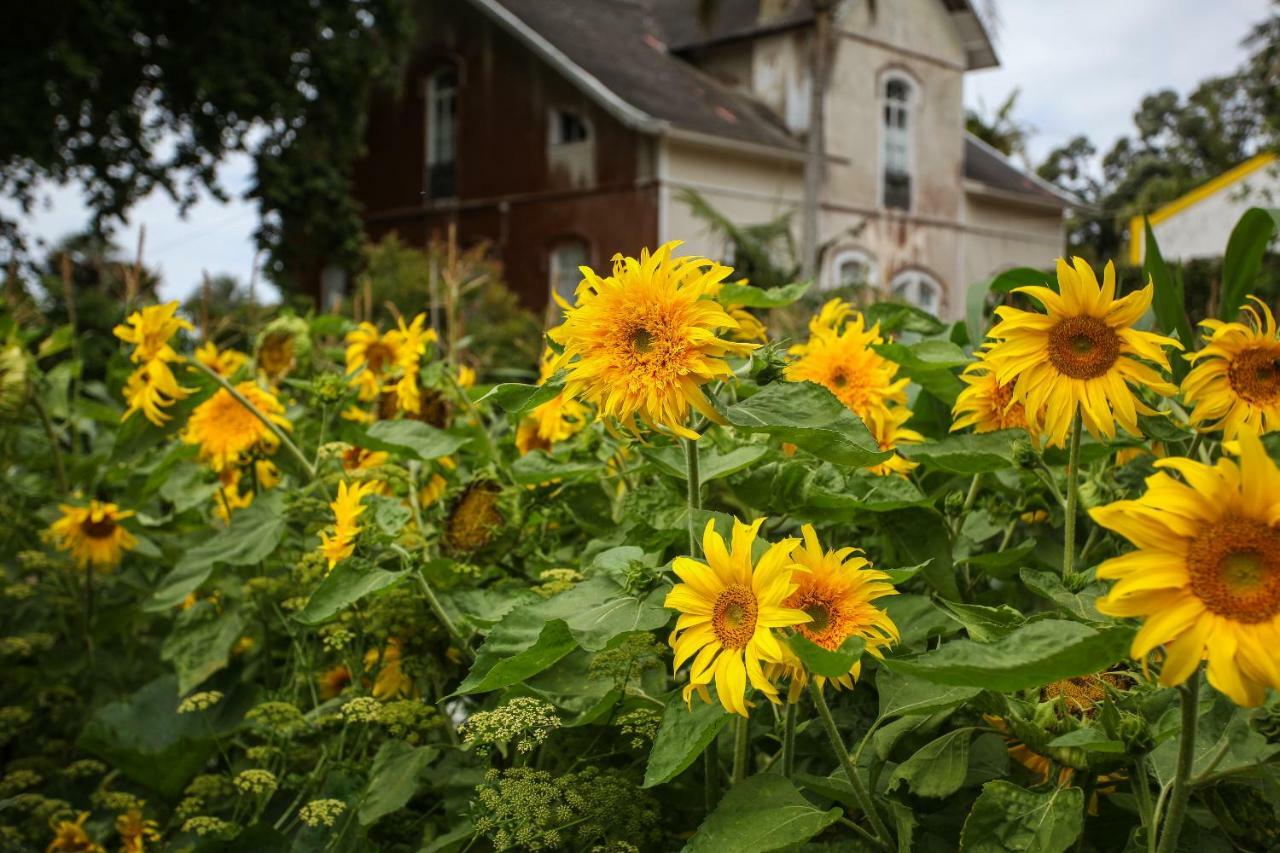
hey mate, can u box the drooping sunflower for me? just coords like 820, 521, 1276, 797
115, 809, 160, 853
345, 322, 404, 402
367, 639, 417, 699
771, 524, 899, 701
114, 302, 191, 363
121, 358, 196, 426
785, 299, 909, 417
951, 353, 1028, 435
195, 341, 248, 378
444, 480, 504, 552
318, 664, 353, 700
549, 242, 757, 439
184, 382, 291, 471
213, 468, 254, 523
515, 348, 590, 455
982, 258, 1180, 447
1183, 296, 1280, 440
319, 479, 380, 570
46, 811, 103, 853
255, 315, 311, 384
48, 500, 138, 571
342, 445, 389, 472
664, 518, 810, 716
1091, 429, 1280, 707
863, 404, 924, 478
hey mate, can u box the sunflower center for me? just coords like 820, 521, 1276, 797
1046, 316, 1120, 379
631, 327, 654, 354
1187, 516, 1280, 623
803, 603, 832, 633
830, 369, 848, 389
364, 342, 394, 372
1227, 346, 1280, 405
785, 585, 848, 650
711, 584, 758, 650
80, 517, 117, 539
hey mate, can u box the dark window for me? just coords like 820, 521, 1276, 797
550, 109, 590, 145
425, 68, 457, 199
882, 76, 913, 210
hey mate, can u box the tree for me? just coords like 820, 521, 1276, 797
1, 0, 414, 290
966, 89, 1033, 166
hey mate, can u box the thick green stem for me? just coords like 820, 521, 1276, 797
782, 701, 799, 778
809, 682, 891, 850
1155, 668, 1200, 853
731, 715, 750, 784
188, 357, 316, 481
683, 436, 702, 556
1063, 412, 1084, 581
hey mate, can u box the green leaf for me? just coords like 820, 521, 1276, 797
683, 774, 842, 852
962, 540, 1038, 580
899, 429, 1024, 473
1221, 207, 1280, 321
647, 444, 769, 483
358, 740, 438, 825
453, 619, 578, 695
160, 603, 247, 695
643, 694, 730, 788
1047, 728, 1124, 754
787, 634, 865, 679
158, 463, 220, 514
877, 339, 969, 370
883, 619, 1135, 692
1143, 218, 1194, 374
887, 728, 973, 798
882, 509, 961, 599
941, 601, 1026, 642
1137, 413, 1191, 444
147, 492, 287, 611
723, 381, 891, 468
865, 300, 947, 335
477, 380, 564, 415
883, 560, 931, 586
881, 594, 960, 647
1020, 568, 1107, 622
78, 676, 246, 797
294, 563, 412, 626
960, 781, 1083, 853
717, 280, 810, 308
365, 420, 470, 461
511, 451, 607, 486
876, 670, 981, 719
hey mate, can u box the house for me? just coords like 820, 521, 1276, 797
344, 0, 1076, 321
1128, 152, 1279, 266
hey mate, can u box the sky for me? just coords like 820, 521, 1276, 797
7, 0, 1274, 303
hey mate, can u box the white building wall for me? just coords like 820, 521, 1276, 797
1148, 165, 1280, 263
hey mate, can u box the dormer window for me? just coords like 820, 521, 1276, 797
881, 75, 914, 211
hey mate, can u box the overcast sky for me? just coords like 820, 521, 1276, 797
8, 0, 1274, 303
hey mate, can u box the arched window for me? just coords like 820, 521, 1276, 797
825, 248, 878, 292
548, 239, 589, 313
425, 67, 458, 199
890, 269, 943, 316
881, 74, 914, 211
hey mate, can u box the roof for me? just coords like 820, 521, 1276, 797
472, 0, 803, 153
963, 134, 1079, 209
1127, 152, 1279, 265
650, 0, 998, 70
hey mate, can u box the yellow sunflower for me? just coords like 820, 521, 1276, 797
444, 480, 504, 552
1183, 296, 1280, 439
319, 479, 380, 570
184, 382, 291, 471
982, 258, 1180, 447
342, 445, 389, 472
121, 358, 195, 426
254, 315, 310, 384
318, 664, 352, 700
48, 500, 138, 571
392, 313, 436, 416
115, 810, 160, 853
549, 242, 757, 440
864, 405, 923, 478
213, 468, 254, 523
785, 299, 909, 418
706, 278, 769, 344
515, 348, 590, 455
771, 524, 899, 701
457, 364, 477, 388
1091, 429, 1280, 707
367, 639, 417, 699
951, 354, 1028, 435
344, 322, 403, 402
195, 341, 248, 378
114, 302, 191, 363
664, 518, 810, 716
46, 811, 103, 853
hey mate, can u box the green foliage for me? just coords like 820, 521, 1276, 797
684, 775, 842, 852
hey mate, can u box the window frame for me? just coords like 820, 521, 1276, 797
424, 66, 459, 199
547, 237, 591, 317
889, 268, 944, 316
878, 71, 916, 212
824, 247, 879, 292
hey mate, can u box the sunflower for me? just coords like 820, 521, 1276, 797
420, 472, 449, 507
345, 322, 403, 402
785, 300, 909, 418
115, 810, 160, 853
1183, 296, 1280, 439
367, 640, 416, 699
1091, 429, 1280, 707
46, 812, 103, 853
981, 258, 1180, 447
318, 665, 353, 700
48, 500, 138, 571
213, 468, 254, 523
121, 358, 196, 426
392, 313, 436, 416
184, 382, 291, 471
951, 354, 1028, 435
706, 278, 769, 343
664, 517, 810, 716
319, 479, 380, 570
516, 349, 590, 455
444, 480, 504, 552
864, 405, 923, 478
771, 524, 899, 701
342, 446, 389, 472
114, 302, 191, 363
457, 364, 477, 389
195, 341, 248, 378
255, 315, 310, 384
549, 242, 757, 439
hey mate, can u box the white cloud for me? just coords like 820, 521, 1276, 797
966, 0, 1272, 166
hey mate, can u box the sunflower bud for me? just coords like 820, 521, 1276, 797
944, 489, 966, 516
1118, 711, 1154, 755
1077, 478, 1108, 511
0, 342, 31, 421
1011, 438, 1040, 470
255, 315, 311, 383
1251, 701, 1280, 744
312, 373, 348, 405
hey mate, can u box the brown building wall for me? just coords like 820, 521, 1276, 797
350, 0, 659, 308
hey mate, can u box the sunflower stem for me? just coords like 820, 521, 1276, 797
1132, 756, 1155, 831
1062, 412, 1084, 582
809, 682, 892, 850
1155, 667, 1200, 853
187, 357, 316, 482
443, 366, 512, 485
731, 715, 750, 784
782, 701, 799, 778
